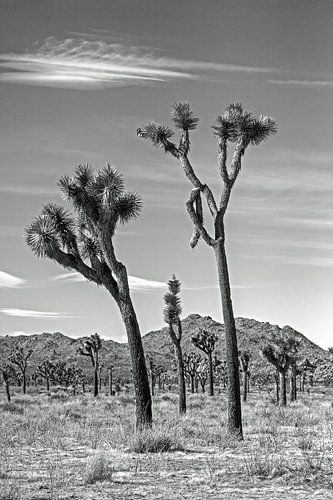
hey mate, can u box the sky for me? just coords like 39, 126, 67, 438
0, 0, 332, 348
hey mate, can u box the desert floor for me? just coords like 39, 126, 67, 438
1, 387, 333, 499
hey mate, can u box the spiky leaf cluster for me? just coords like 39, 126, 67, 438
191, 329, 218, 355
163, 275, 182, 324
213, 102, 277, 147
171, 102, 199, 131
261, 331, 299, 372
26, 164, 141, 269
137, 122, 174, 150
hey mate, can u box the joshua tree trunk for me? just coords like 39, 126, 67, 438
275, 372, 280, 404
208, 351, 214, 396
46, 377, 50, 392
279, 371, 287, 406
190, 376, 195, 393
108, 367, 113, 396
214, 237, 242, 437
200, 380, 206, 393
174, 343, 186, 414
82, 382, 86, 393
93, 368, 99, 397
5, 382, 11, 402
22, 372, 27, 395
119, 299, 152, 430
290, 362, 297, 402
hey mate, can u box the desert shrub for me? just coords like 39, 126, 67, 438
84, 453, 113, 484
0, 403, 24, 415
0, 482, 21, 500
244, 450, 286, 478
118, 394, 135, 406
130, 427, 183, 453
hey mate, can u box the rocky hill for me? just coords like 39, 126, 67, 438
0, 314, 329, 381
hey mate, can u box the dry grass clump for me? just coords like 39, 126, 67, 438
84, 452, 113, 484
0, 403, 24, 415
130, 426, 183, 453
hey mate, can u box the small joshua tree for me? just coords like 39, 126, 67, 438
25, 164, 151, 429
37, 360, 55, 391
183, 352, 202, 394
163, 275, 186, 414
191, 329, 218, 396
1, 364, 16, 402
262, 332, 298, 406
78, 333, 102, 397
52, 361, 67, 386
9, 344, 33, 394
238, 350, 251, 402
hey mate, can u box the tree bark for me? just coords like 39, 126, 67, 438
93, 368, 99, 397
190, 376, 195, 394
208, 351, 214, 396
5, 383, 11, 402
119, 298, 152, 430
46, 377, 50, 392
214, 238, 243, 439
290, 361, 297, 402
23, 372, 26, 394
279, 371, 287, 406
243, 371, 248, 402
174, 343, 186, 414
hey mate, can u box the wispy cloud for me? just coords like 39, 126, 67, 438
0, 307, 81, 319
269, 79, 333, 88
0, 37, 277, 89
0, 271, 26, 288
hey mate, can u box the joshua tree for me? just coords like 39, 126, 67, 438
183, 352, 202, 393
163, 275, 186, 414
138, 102, 277, 438
262, 332, 298, 406
9, 344, 33, 394
191, 329, 218, 396
78, 333, 102, 397
52, 361, 67, 386
98, 363, 104, 392
25, 164, 152, 429
37, 360, 55, 391
1, 364, 16, 402
238, 350, 251, 402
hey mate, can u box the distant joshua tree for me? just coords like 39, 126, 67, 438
163, 275, 186, 414
1, 364, 16, 402
108, 365, 114, 396
138, 102, 277, 438
183, 352, 202, 394
25, 164, 152, 429
9, 344, 33, 394
191, 329, 218, 396
37, 360, 56, 391
78, 333, 102, 397
262, 332, 298, 406
196, 359, 208, 393
238, 351, 251, 402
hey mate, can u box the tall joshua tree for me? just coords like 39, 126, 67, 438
238, 350, 251, 402
26, 164, 152, 429
163, 275, 186, 414
191, 329, 218, 396
10, 344, 33, 394
262, 332, 298, 406
78, 333, 102, 397
138, 102, 277, 438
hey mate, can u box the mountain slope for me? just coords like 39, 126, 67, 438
0, 314, 328, 381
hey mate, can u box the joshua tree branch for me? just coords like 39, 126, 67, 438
218, 139, 229, 186
186, 189, 215, 247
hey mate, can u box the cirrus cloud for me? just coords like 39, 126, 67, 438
0, 37, 277, 90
